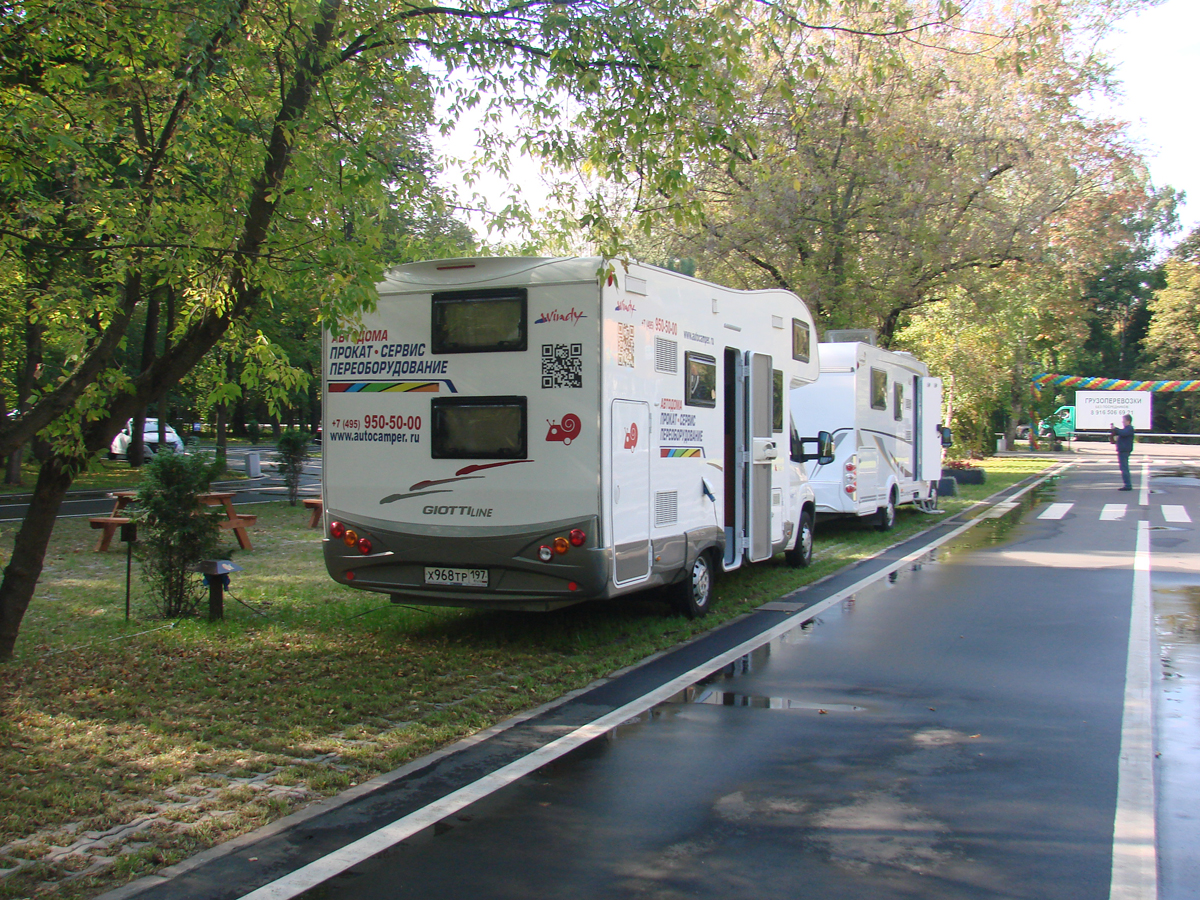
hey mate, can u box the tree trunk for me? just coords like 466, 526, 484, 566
0, 454, 77, 659
129, 291, 161, 468
5, 450, 22, 485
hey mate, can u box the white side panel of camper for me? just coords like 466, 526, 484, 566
609, 399, 651, 585
917, 376, 944, 482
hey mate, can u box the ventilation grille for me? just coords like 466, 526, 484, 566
655, 491, 679, 527
655, 337, 678, 374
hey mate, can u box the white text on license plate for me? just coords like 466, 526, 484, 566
424, 567, 488, 587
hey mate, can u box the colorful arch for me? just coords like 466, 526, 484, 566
1031, 373, 1200, 398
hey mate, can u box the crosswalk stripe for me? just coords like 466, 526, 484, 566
1038, 502, 1073, 520
1101, 504, 1127, 521
1162, 505, 1191, 523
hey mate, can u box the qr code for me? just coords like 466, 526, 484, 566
617, 323, 635, 368
541, 343, 583, 388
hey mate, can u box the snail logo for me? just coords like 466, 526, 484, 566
546, 414, 581, 445
623, 422, 638, 450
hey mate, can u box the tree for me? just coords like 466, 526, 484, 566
1142, 226, 1200, 432
0, 0, 767, 659
626, 0, 1157, 345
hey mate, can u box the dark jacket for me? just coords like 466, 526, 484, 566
1114, 423, 1135, 455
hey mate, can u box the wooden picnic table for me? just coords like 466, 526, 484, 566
88, 491, 138, 551
88, 490, 257, 551
302, 496, 323, 528
197, 492, 256, 551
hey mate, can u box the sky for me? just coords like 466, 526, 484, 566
1095, 0, 1199, 238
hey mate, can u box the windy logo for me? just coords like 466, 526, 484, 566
534, 308, 587, 326
614, 299, 637, 313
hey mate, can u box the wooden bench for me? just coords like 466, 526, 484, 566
89, 516, 132, 552
303, 497, 323, 528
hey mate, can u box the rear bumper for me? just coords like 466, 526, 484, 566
323, 514, 610, 609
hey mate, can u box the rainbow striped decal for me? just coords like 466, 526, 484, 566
660, 447, 704, 458
328, 380, 457, 394
1031, 373, 1200, 398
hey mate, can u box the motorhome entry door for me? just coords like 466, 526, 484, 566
746, 352, 775, 563
610, 399, 651, 585
917, 376, 944, 481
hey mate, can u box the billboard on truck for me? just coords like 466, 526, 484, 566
320, 257, 833, 618
1074, 391, 1152, 431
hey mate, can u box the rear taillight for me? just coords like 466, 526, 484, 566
535, 527, 587, 562
330, 520, 346, 539
356, 536, 373, 555
843, 455, 858, 497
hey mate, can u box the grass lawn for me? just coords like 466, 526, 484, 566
0, 455, 1058, 899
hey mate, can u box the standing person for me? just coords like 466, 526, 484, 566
1111, 413, 1135, 491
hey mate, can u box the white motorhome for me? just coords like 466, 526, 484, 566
794, 341, 945, 529
320, 257, 832, 617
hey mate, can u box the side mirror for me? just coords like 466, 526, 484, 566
816, 430, 835, 466
940, 426, 953, 448
796, 430, 836, 464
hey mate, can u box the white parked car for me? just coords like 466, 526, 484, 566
110, 419, 186, 461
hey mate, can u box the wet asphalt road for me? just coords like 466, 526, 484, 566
104, 448, 1199, 900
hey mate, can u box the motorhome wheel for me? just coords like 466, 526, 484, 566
785, 509, 815, 567
676, 551, 714, 619
876, 490, 897, 531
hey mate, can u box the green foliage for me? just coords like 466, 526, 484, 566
1142, 225, 1200, 431
275, 430, 311, 506
134, 453, 223, 619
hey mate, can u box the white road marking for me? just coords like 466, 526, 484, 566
1101, 504, 1127, 521
1161, 505, 1191, 524
1038, 502, 1073, 520
1108, 521, 1157, 900
1139, 461, 1149, 507
235, 465, 1074, 900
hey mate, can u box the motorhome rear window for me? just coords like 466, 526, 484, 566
792, 319, 811, 363
431, 289, 527, 354
431, 396, 527, 459
893, 382, 904, 421
870, 368, 888, 410
684, 352, 717, 408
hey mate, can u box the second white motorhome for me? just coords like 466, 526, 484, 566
320, 257, 833, 618
793, 341, 945, 529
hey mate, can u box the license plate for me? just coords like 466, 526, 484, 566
424, 566, 488, 587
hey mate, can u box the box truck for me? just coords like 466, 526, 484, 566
793, 341, 945, 528
320, 257, 832, 617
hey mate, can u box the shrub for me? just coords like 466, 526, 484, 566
135, 452, 223, 618
275, 429, 311, 506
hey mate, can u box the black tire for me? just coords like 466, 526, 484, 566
875, 489, 897, 531
675, 551, 715, 619
785, 508, 815, 567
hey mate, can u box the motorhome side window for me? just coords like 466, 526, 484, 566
431, 396, 527, 459
431, 288, 527, 354
792, 319, 811, 363
773, 369, 784, 432
685, 352, 717, 408
893, 382, 904, 421
870, 368, 888, 411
